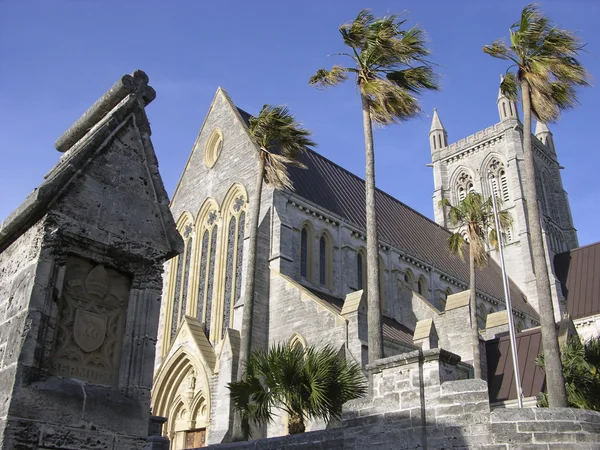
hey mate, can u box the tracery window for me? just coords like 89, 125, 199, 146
488, 158, 510, 203
455, 171, 474, 202
205, 224, 218, 339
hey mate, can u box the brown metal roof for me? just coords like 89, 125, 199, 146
235, 106, 537, 320
555, 241, 600, 320
486, 327, 546, 403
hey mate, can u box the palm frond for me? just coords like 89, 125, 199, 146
500, 72, 519, 101
309, 66, 349, 89
386, 66, 439, 93
362, 78, 420, 125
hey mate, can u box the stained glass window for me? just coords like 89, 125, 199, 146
222, 217, 236, 338
205, 226, 218, 339
180, 237, 193, 322
234, 212, 245, 304
170, 252, 184, 340
197, 232, 208, 324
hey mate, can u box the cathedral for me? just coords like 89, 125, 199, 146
151, 83, 574, 448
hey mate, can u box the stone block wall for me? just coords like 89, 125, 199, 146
200, 348, 600, 450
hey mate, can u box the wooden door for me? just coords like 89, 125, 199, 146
184, 428, 206, 448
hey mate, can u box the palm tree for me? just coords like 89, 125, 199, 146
228, 344, 366, 439
238, 105, 315, 379
483, 4, 590, 407
536, 337, 600, 411
309, 9, 438, 363
440, 192, 512, 378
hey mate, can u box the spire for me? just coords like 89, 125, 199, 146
497, 75, 518, 121
497, 75, 506, 102
429, 108, 448, 153
535, 120, 555, 152
430, 108, 445, 133
535, 120, 551, 136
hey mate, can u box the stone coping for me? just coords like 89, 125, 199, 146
366, 348, 461, 373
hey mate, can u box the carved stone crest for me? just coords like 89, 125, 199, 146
50, 256, 130, 385
73, 309, 107, 353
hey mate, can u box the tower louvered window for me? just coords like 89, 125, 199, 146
488, 158, 510, 203
455, 171, 474, 202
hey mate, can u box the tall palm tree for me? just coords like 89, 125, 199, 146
228, 344, 366, 439
309, 9, 438, 363
440, 192, 512, 378
483, 4, 590, 407
238, 105, 315, 379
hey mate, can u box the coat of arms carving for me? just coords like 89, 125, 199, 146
50, 256, 130, 385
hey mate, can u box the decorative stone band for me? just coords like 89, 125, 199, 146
54, 70, 156, 152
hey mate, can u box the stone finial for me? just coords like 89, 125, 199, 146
54, 70, 156, 153
413, 318, 439, 350
429, 108, 446, 133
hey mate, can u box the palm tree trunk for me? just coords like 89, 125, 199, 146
233, 153, 266, 441
288, 413, 306, 435
360, 93, 383, 364
469, 245, 481, 378
521, 78, 568, 407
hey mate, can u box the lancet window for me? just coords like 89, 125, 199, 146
318, 232, 333, 289
221, 191, 246, 339
168, 217, 195, 346
356, 250, 366, 291
417, 275, 428, 299
299, 223, 314, 281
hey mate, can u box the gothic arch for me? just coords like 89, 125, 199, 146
481, 154, 510, 204
403, 268, 415, 289
289, 332, 307, 350
213, 183, 248, 342
356, 247, 367, 291
163, 211, 196, 355
318, 229, 334, 290
193, 198, 221, 343
299, 221, 315, 282
379, 255, 387, 311
449, 167, 476, 204
152, 348, 211, 448
417, 275, 428, 299
541, 170, 558, 220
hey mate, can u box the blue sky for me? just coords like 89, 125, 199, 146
1, 1, 598, 245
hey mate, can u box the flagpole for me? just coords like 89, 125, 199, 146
488, 168, 523, 408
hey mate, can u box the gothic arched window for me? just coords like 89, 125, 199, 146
168, 217, 194, 345
404, 269, 415, 289
356, 250, 367, 291
455, 171, 474, 202
299, 224, 314, 281
488, 158, 510, 203
542, 173, 558, 220
417, 276, 428, 299
222, 216, 237, 339
318, 232, 333, 289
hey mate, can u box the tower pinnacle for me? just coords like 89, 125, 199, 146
497, 75, 519, 121
429, 108, 448, 152
535, 120, 555, 152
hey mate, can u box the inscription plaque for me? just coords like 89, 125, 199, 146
50, 256, 131, 385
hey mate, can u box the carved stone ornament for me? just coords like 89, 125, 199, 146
49, 256, 131, 385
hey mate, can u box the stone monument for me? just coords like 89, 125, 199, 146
0, 70, 182, 449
